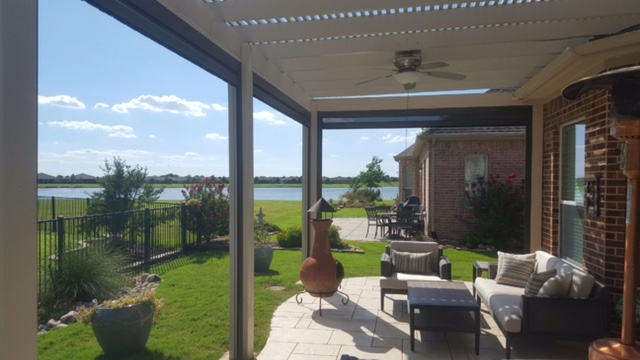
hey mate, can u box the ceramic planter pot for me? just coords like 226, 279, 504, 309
254, 245, 274, 272
91, 303, 154, 356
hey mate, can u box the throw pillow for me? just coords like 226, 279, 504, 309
495, 257, 536, 288
497, 251, 536, 275
524, 268, 557, 296
391, 250, 432, 274
538, 271, 573, 297
568, 270, 595, 298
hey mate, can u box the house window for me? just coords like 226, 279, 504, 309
464, 155, 487, 208
560, 122, 586, 264
404, 167, 414, 197
465, 155, 487, 192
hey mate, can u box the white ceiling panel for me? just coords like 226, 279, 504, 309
187, 0, 640, 102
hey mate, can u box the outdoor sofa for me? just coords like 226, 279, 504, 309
474, 250, 609, 359
379, 240, 452, 310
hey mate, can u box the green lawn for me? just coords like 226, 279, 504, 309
37, 244, 496, 359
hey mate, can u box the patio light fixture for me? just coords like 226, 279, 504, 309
394, 70, 421, 86
563, 65, 640, 360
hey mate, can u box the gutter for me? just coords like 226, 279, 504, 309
514, 30, 640, 102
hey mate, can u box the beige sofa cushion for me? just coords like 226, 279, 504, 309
497, 251, 535, 274
538, 271, 573, 297
380, 273, 444, 290
569, 269, 595, 298
474, 278, 525, 333
495, 257, 536, 288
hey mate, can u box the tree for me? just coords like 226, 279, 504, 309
351, 156, 386, 190
341, 156, 387, 206
85, 157, 164, 236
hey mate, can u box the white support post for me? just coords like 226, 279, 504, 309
228, 44, 255, 360
0, 1, 38, 359
303, 102, 320, 260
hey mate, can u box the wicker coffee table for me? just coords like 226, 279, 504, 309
407, 280, 480, 354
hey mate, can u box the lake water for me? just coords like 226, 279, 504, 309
38, 186, 399, 201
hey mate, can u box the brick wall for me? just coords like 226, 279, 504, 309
543, 90, 632, 335
429, 138, 526, 243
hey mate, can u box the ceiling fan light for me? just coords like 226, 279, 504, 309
394, 71, 421, 85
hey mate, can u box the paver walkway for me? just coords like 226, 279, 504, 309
332, 217, 382, 242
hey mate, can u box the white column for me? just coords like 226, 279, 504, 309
228, 44, 254, 359
303, 102, 320, 259
529, 104, 544, 251
0, 1, 38, 359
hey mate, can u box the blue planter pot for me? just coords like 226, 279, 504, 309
91, 304, 154, 356
254, 245, 274, 272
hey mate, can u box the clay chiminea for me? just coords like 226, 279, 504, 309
299, 198, 345, 297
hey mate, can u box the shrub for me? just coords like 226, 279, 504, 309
276, 224, 346, 249
329, 225, 346, 249
340, 188, 382, 207
77, 291, 164, 325
459, 173, 525, 251
277, 225, 302, 248
39, 243, 129, 320
182, 178, 229, 242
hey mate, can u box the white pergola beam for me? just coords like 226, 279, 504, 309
232, 0, 640, 44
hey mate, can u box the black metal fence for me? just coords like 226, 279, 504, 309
37, 196, 179, 221
37, 203, 207, 294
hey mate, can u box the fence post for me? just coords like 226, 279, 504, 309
52, 196, 57, 231
197, 212, 203, 246
86, 197, 90, 215
57, 216, 65, 274
181, 204, 187, 250
144, 208, 151, 272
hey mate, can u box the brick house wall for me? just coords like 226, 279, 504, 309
542, 89, 634, 335
426, 139, 526, 243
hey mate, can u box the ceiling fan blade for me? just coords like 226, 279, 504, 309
403, 82, 416, 91
417, 61, 449, 71
355, 74, 394, 86
421, 70, 467, 80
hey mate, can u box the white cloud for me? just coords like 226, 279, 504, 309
149, 135, 157, 139
108, 132, 137, 139
205, 133, 228, 140
254, 110, 286, 125
254, 149, 263, 154
360, 136, 369, 141
381, 131, 419, 144
112, 95, 212, 117
47, 120, 134, 133
330, 154, 339, 158
212, 103, 227, 111
40, 149, 150, 161
38, 95, 86, 110
93, 102, 109, 110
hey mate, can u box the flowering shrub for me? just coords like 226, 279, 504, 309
459, 173, 525, 251
182, 178, 229, 242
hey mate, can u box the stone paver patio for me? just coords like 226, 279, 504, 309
257, 277, 590, 360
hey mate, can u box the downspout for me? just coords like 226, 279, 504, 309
429, 137, 436, 236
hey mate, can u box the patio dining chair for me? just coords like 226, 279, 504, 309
389, 210, 415, 239
364, 206, 378, 238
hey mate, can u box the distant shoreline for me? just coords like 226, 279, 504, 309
38, 182, 399, 189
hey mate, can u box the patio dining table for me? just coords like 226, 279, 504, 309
377, 211, 425, 239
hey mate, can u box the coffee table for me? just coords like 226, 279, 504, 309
407, 280, 480, 354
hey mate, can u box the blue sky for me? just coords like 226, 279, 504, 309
38, 1, 420, 178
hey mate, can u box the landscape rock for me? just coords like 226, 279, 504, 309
146, 274, 161, 283
60, 310, 78, 324
55, 323, 68, 329
46, 319, 60, 330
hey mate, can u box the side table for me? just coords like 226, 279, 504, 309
472, 261, 491, 297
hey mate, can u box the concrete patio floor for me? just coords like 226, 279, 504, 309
257, 277, 590, 360
332, 217, 385, 242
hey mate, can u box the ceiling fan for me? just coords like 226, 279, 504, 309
355, 50, 466, 90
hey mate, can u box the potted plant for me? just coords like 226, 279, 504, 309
77, 291, 164, 356
254, 224, 274, 273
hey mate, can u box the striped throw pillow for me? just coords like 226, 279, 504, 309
524, 268, 557, 296
391, 250, 432, 275
495, 257, 536, 288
